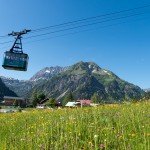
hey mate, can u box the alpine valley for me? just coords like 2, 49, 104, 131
0, 61, 145, 101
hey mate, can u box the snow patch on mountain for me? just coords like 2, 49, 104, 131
45, 70, 51, 73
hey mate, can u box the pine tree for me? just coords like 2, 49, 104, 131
30, 92, 39, 107
37, 93, 45, 103
46, 98, 55, 108
91, 93, 99, 104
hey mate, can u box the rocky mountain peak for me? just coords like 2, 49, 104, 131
68, 61, 113, 76
144, 88, 150, 92
30, 66, 69, 81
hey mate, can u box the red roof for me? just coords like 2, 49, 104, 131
78, 100, 91, 105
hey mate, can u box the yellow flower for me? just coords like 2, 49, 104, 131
131, 134, 135, 137
89, 141, 92, 145
119, 136, 122, 139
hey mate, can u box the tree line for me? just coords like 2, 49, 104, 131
29, 91, 103, 108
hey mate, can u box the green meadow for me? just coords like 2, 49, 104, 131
0, 101, 150, 150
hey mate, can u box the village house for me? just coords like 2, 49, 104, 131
65, 102, 81, 108
3, 96, 29, 107
77, 99, 91, 106
65, 99, 92, 108
37, 97, 62, 108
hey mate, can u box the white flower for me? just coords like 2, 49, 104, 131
94, 135, 98, 138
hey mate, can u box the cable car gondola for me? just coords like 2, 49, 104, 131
2, 51, 29, 71
2, 29, 30, 71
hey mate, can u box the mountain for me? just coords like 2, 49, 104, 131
30, 66, 69, 81
0, 78, 17, 100
0, 66, 68, 97
144, 88, 150, 92
0, 77, 34, 97
26, 61, 145, 101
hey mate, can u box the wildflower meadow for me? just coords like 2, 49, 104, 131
0, 101, 150, 150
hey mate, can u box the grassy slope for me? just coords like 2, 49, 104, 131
0, 101, 150, 150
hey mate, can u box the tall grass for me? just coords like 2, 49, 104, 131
0, 101, 150, 150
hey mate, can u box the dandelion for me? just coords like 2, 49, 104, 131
119, 136, 122, 139
94, 135, 98, 138
131, 134, 135, 137
20, 138, 26, 141
89, 141, 92, 145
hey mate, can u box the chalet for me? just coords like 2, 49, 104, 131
77, 99, 101, 107
37, 97, 62, 108
77, 99, 91, 106
39, 97, 50, 105
3, 96, 28, 107
36, 97, 50, 108
65, 102, 81, 108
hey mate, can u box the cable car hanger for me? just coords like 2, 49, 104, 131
9, 29, 31, 53
2, 29, 31, 71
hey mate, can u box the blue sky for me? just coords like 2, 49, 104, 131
0, 0, 150, 89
